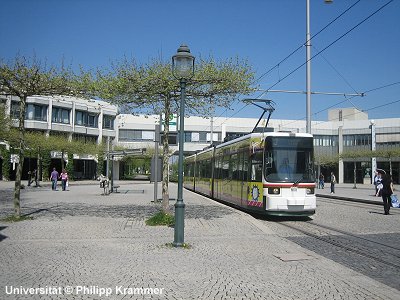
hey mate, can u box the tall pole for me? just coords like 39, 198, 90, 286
306, 0, 312, 134
153, 124, 160, 202
106, 136, 110, 178
371, 120, 377, 181
173, 78, 186, 247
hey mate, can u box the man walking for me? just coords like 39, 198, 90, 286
50, 168, 59, 191
330, 172, 336, 194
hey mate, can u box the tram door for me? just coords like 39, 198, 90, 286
239, 150, 248, 207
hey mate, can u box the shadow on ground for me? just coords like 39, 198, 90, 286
0, 203, 233, 220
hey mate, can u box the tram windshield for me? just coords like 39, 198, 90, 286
264, 136, 314, 183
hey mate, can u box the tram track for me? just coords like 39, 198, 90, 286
260, 194, 400, 290
276, 221, 400, 269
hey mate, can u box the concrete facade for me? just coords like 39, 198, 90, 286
0, 95, 399, 183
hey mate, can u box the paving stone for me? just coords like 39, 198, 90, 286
0, 181, 398, 299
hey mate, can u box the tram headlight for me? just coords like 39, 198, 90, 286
268, 187, 280, 195
306, 187, 315, 195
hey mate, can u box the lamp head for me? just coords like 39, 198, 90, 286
172, 44, 195, 80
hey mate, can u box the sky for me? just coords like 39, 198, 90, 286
1, 0, 399, 127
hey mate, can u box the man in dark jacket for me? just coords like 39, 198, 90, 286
380, 171, 393, 215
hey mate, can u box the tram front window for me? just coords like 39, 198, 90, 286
264, 136, 314, 183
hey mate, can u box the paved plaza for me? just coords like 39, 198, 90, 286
0, 180, 399, 299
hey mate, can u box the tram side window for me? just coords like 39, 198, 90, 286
201, 159, 211, 178
185, 163, 192, 177
243, 152, 249, 181
250, 152, 263, 182
231, 154, 238, 180
214, 156, 221, 179
222, 155, 230, 179
202, 161, 208, 178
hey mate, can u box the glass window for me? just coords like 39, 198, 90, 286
103, 115, 115, 129
185, 132, 192, 142
87, 114, 97, 128
52, 107, 70, 124
75, 111, 86, 126
75, 110, 98, 128
10, 101, 20, 119
26, 104, 47, 121
119, 129, 154, 141
199, 132, 207, 142
264, 136, 314, 183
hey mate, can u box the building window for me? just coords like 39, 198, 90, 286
184, 131, 221, 143
185, 132, 192, 142
73, 133, 97, 144
87, 114, 97, 127
52, 107, 70, 124
26, 104, 47, 121
103, 115, 115, 129
119, 129, 154, 141
10, 101, 20, 119
313, 135, 337, 147
75, 110, 98, 128
199, 132, 207, 142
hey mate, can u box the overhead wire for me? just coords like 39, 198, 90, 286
279, 81, 400, 129
200, 0, 395, 134
201, 0, 364, 133
206, 0, 361, 129
312, 45, 359, 95
255, 0, 362, 85
257, 0, 394, 99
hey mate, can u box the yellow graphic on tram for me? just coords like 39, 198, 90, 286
248, 182, 263, 207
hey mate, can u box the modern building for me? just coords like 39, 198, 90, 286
114, 109, 400, 184
0, 95, 117, 180
1, 95, 399, 184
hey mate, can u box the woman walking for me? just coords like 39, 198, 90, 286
60, 169, 69, 191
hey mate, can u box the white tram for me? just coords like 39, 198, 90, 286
183, 132, 316, 216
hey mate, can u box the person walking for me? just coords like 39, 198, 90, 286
59, 169, 69, 191
50, 168, 59, 191
380, 171, 394, 215
375, 170, 383, 196
319, 173, 325, 189
330, 172, 336, 194
27, 170, 32, 186
32, 169, 38, 187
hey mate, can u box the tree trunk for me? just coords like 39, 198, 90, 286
162, 100, 171, 214
61, 150, 65, 171
14, 96, 27, 218
37, 148, 41, 183
353, 161, 357, 189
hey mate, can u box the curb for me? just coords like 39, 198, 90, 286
316, 194, 383, 206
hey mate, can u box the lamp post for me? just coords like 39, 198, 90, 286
172, 44, 195, 247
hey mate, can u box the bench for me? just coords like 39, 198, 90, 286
113, 185, 120, 193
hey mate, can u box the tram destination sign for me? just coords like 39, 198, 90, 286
269, 137, 313, 149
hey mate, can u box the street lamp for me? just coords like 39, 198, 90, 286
172, 44, 195, 247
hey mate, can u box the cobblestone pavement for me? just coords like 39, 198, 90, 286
262, 198, 400, 291
316, 182, 399, 205
0, 181, 399, 299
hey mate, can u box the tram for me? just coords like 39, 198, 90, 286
183, 132, 316, 216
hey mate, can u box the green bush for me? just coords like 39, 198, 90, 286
145, 211, 174, 226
